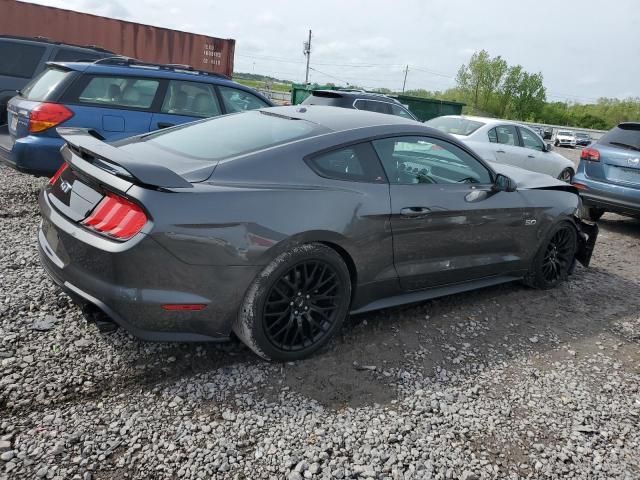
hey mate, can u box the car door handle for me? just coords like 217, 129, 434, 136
496, 149, 506, 154
157, 122, 175, 129
400, 207, 431, 218
528, 154, 535, 158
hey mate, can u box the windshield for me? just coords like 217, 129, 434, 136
576, 133, 589, 138
143, 110, 327, 161
21, 67, 72, 101
599, 124, 640, 150
558, 131, 574, 136
425, 116, 485, 136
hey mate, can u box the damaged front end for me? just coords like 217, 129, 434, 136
575, 220, 598, 267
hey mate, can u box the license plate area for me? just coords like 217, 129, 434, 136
607, 166, 640, 186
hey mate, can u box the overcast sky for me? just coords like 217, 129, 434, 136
28, 0, 640, 102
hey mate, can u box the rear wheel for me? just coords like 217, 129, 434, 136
234, 243, 351, 361
525, 223, 577, 289
558, 168, 573, 183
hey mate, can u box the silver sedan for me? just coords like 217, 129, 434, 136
426, 115, 576, 182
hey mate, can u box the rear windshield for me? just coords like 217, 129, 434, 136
425, 116, 484, 136
144, 110, 327, 161
21, 67, 71, 101
0, 41, 46, 78
301, 92, 342, 106
576, 133, 589, 138
599, 124, 640, 150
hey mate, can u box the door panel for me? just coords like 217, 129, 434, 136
389, 184, 528, 289
373, 135, 529, 291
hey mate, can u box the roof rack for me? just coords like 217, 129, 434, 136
0, 35, 112, 53
91, 56, 230, 79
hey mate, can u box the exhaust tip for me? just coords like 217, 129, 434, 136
81, 304, 118, 333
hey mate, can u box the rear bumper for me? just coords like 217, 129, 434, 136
574, 173, 640, 216
38, 189, 260, 342
0, 129, 65, 176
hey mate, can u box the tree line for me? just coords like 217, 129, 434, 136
404, 50, 640, 130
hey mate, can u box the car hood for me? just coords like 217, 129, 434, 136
488, 162, 577, 192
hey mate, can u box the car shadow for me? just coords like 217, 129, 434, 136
110, 259, 639, 410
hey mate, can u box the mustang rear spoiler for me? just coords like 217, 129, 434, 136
57, 127, 192, 189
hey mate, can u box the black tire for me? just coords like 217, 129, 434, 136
558, 168, 574, 183
524, 222, 578, 289
554, 140, 559, 147
233, 243, 351, 361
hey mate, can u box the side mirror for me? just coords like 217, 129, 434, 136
493, 173, 517, 192
544, 143, 553, 152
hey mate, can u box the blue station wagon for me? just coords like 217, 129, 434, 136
0, 57, 272, 176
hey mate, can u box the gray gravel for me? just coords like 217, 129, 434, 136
1, 163, 640, 480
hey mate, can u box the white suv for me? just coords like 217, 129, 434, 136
554, 130, 577, 148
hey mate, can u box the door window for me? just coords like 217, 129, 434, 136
390, 104, 416, 120
161, 80, 221, 117
307, 143, 386, 183
493, 125, 518, 146
75, 76, 160, 109
0, 41, 45, 78
373, 136, 492, 185
217, 86, 270, 113
519, 127, 544, 151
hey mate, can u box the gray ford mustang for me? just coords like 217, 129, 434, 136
38, 106, 598, 361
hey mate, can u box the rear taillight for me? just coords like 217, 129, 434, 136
581, 147, 600, 162
49, 162, 68, 184
29, 103, 73, 133
81, 193, 147, 240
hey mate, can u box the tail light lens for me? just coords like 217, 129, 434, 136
29, 103, 73, 133
49, 162, 68, 185
81, 193, 147, 240
581, 147, 600, 162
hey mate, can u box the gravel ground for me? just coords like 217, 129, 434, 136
1, 162, 639, 480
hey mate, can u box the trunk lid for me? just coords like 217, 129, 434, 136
48, 128, 193, 224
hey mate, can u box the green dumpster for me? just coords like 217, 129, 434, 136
392, 95, 465, 122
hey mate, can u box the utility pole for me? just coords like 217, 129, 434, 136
303, 29, 312, 84
402, 65, 409, 93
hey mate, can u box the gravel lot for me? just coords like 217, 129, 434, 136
1, 156, 639, 480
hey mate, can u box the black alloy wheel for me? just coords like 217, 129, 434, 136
541, 227, 575, 283
525, 223, 578, 289
234, 243, 351, 361
263, 260, 344, 352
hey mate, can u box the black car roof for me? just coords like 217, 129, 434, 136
0, 35, 112, 53
262, 105, 420, 131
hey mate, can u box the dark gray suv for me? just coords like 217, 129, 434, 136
301, 90, 419, 121
0, 35, 111, 124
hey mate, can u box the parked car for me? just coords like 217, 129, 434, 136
0, 57, 272, 176
554, 130, 577, 148
573, 122, 640, 220
542, 127, 553, 140
575, 132, 592, 146
531, 126, 545, 138
0, 35, 112, 125
39, 106, 598, 361
425, 115, 576, 182
301, 89, 418, 121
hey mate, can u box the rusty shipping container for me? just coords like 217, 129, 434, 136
0, 0, 235, 76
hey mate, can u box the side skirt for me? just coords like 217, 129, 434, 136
350, 275, 521, 315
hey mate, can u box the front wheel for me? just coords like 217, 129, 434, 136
558, 168, 574, 183
524, 223, 578, 289
233, 243, 352, 361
